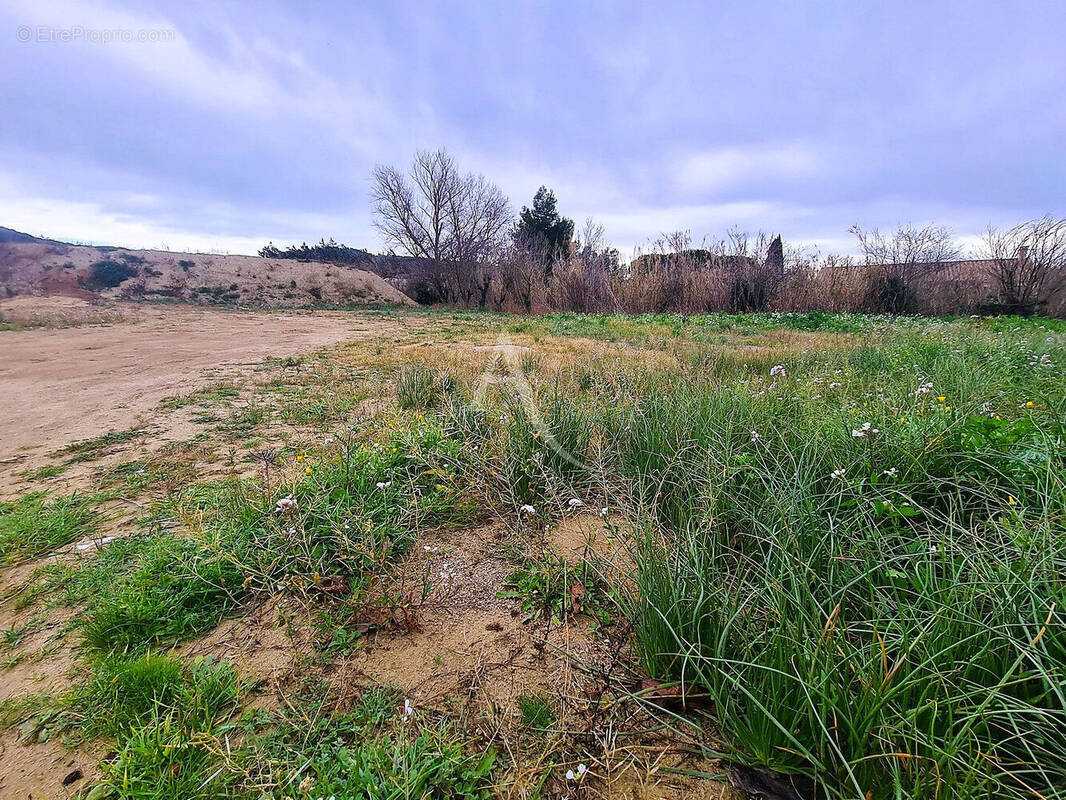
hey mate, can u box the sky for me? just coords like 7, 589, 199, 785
1, 0, 1064, 257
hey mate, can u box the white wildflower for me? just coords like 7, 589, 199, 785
567, 498, 584, 510
769, 364, 786, 377
566, 764, 588, 781
750, 430, 760, 442
274, 495, 296, 514
831, 468, 846, 480
375, 481, 392, 490
519, 504, 536, 514
851, 422, 879, 438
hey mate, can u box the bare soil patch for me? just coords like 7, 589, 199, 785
0, 302, 387, 470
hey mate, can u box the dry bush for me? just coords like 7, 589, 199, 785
850, 224, 962, 314
980, 217, 1066, 315
402, 210, 1066, 319
546, 219, 618, 312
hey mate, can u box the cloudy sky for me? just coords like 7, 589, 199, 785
2, 0, 1064, 256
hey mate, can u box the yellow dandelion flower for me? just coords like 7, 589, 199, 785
1025, 401, 1034, 408
305, 467, 312, 475
296, 454, 304, 462
937, 396, 946, 403
1008, 495, 1016, 505
945, 405, 952, 411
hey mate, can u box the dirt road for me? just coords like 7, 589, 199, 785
0, 301, 368, 458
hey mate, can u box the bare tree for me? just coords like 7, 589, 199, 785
849, 224, 961, 313
371, 150, 511, 305
981, 216, 1066, 315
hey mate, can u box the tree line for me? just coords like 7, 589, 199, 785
267, 149, 1066, 317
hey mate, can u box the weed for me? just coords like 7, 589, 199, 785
517, 694, 555, 732
20, 463, 67, 481
62, 428, 143, 462
77, 534, 244, 654
500, 556, 612, 626
71, 653, 241, 739
159, 382, 241, 410
397, 364, 455, 409
98, 712, 237, 798
0, 491, 96, 562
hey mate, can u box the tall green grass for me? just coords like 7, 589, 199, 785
631, 440, 1064, 798
610, 345, 1064, 797
0, 491, 96, 562
441, 319, 1066, 798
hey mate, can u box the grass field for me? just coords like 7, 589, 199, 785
1, 307, 1063, 799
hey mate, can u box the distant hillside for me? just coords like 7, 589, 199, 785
0, 226, 62, 245
0, 238, 415, 308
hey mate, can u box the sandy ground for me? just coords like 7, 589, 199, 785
0, 300, 374, 459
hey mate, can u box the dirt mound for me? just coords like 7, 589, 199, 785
0, 241, 415, 308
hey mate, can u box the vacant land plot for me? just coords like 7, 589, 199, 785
0, 300, 386, 464
0, 306, 1063, 800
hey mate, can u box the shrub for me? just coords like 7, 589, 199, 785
88, 259, 139, 288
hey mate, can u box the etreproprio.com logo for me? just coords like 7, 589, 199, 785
16, 25, 176, 43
